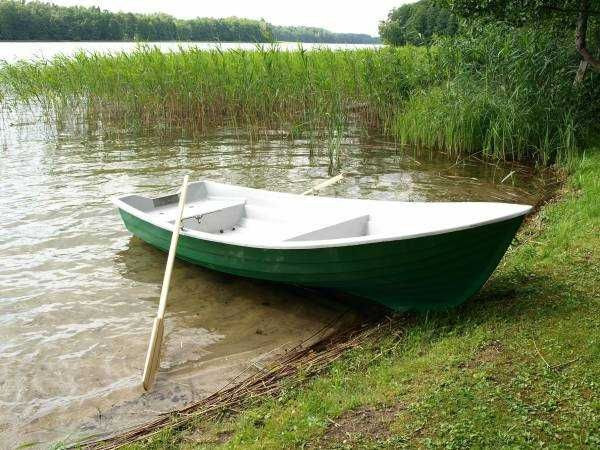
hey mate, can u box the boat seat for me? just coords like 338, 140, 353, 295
181, 198, 246, 219
284, 215, 369, 242
177, 198, 246, 234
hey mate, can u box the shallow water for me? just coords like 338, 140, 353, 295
0, 107, 549, 447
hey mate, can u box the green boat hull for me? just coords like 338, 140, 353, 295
118, 209, 523, 311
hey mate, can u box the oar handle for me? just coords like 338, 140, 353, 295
157, 175, 189, 319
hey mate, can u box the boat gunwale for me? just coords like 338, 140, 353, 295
112, 180, 533, 250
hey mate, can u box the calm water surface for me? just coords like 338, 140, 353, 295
0, 106, 548, 447
0, 41, 381, 63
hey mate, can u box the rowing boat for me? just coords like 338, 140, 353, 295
113, 180, 531, 311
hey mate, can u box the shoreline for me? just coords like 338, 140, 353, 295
80, 152, 599, 448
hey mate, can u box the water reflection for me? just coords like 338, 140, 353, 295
0, 106, 551, 447
0, 41, 383, 64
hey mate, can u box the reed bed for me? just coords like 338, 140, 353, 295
393, 25, 600, 164
0, 45, 433, 138
1, 28, 598, 163
78, 314, 397, 449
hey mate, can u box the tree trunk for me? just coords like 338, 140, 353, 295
574, 60, 590, 84
574, 0, 600, 84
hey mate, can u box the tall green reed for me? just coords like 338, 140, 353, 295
394, 25, 599, 164
0, 45, 430, 139
0, 34, 597, 164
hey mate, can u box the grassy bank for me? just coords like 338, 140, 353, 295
1, 26, 598, 163
94, 152, 597, 449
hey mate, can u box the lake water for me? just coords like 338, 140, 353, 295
0, 41, 381, 63
0, 104, 550, 447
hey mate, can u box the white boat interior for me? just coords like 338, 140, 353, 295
113, 180, 533, 249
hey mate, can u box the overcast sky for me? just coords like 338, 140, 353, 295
48, 1, 414, 36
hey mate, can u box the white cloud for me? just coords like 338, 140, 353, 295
47, 0, 415, 36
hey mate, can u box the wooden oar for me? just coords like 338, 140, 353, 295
142, 175, 190, 391
141, 172, 342, 390
301, 172, 344, 196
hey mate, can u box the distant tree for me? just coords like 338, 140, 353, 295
379, 0, 458, 46
0, 1, 379, 44
435, 0, 600, 82
270, 25, 379, 44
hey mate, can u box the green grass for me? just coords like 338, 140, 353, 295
120, 152, 599, 449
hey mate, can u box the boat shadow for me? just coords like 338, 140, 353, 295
115, 237, 562, 327
114, 236, 387, 321
425, 268, 577, 329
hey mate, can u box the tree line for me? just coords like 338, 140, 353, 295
274, 26, 378, 44
380, 0, 599, 82
434, 0, 600, 82
0, 1, 379, 43
379, 0, 459, 46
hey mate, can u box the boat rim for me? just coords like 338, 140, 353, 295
112, 180, 533, 250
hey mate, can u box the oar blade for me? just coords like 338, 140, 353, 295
142, 317, 165, 391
